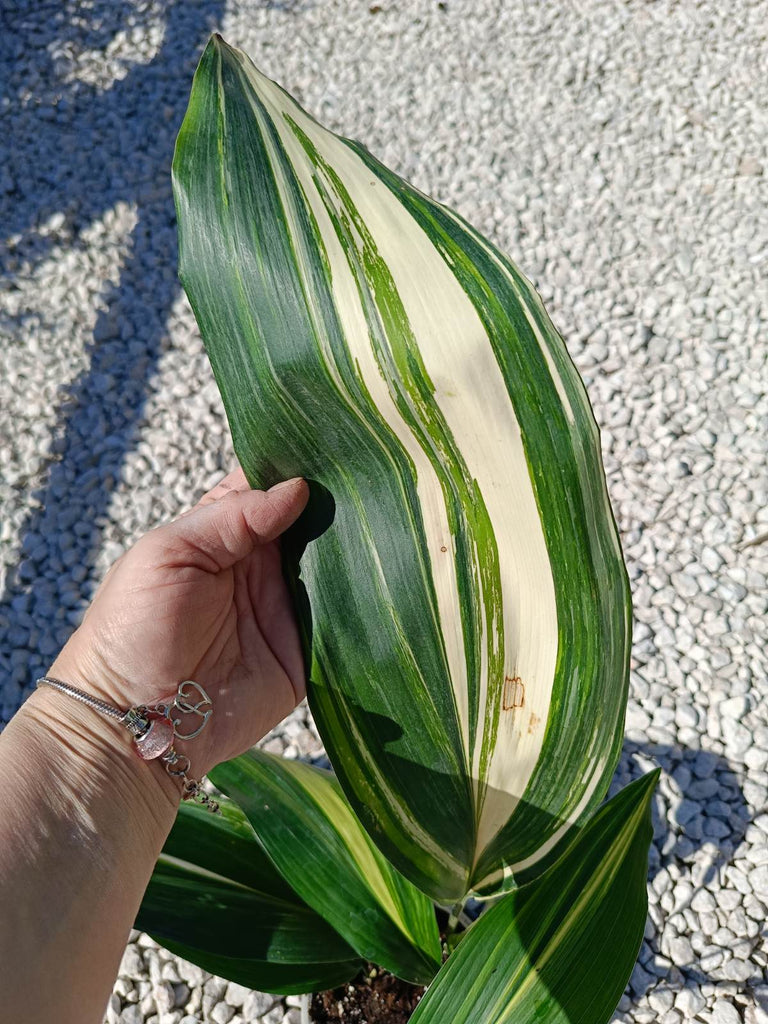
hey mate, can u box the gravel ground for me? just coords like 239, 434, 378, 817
2, 1, 767, 1022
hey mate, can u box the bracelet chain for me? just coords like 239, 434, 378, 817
35, 676, 220, 814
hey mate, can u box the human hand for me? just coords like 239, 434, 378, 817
37, 469, 309, 787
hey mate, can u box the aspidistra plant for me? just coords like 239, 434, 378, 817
138, 35, 656, 1021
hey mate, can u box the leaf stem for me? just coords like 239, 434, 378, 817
446, 897, 467, 936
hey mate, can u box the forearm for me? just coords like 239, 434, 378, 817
0, 685, 178, 1024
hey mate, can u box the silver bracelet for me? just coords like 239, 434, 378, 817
36, 676, 220, 813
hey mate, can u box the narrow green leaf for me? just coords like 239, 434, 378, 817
174, 35, 631, 900
410, 771, 659, 1024
159, 795, 294, 897
154, 938, 361, 998
137, 796, 361, 995
211, 751, 442, 985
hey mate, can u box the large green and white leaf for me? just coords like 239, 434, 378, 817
173, 35, 632, 900
136, 798, 361, 995
411, 771, 659, 1024
211, 750, 441, 985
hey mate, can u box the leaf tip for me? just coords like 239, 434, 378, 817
632, 766, 662, 823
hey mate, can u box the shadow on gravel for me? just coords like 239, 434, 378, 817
618, 740, 750, 884
612, 740, 758, 996
0, 0, 224, 721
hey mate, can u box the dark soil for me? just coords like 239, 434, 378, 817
310, 966, 425, 1023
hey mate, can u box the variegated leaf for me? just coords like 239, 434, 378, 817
210, 750, 441, 985
410, 771, 659, 1024
137, 798, 361, 995
173, 35, 631, 900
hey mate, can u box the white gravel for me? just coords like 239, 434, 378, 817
2, 1, 767, 1022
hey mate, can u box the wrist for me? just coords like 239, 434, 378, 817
22, 683, 180, 831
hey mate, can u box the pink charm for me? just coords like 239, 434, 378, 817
135, 716, 175, 760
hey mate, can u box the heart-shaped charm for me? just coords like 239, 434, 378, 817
171, 680, 213, 740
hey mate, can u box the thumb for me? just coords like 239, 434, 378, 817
157, 478, 310, 571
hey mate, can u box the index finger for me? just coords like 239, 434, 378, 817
190, 467, 250, 511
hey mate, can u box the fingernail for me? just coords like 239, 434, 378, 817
268, 477, 302, 493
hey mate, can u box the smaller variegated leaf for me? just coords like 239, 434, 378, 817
137, 797, 361, 995
410, 771, 659, 1024
211, 750, 441, 985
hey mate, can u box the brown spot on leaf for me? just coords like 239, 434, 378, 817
528, 713, 540, 734
440, 545, 447, 552
502, 676, 524, 711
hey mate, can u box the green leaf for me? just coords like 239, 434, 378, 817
410, 771, 659, 1024
159, 794, 294, 897
174, 34, 632, 900
145, 939, 360, 997
137, 797, 361, 995
211, 750, 442, 985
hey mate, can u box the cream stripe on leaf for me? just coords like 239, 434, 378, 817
410, 771, 659, 1024
211, 751, 441, 985
173, 35, 632, 901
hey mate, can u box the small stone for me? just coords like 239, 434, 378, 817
225, 982, 250, 1008
720, 696, 749, 719
633, 1010, 656, 1024
675, 988, 706, 1014
262, 1008, 285, 1024
243, 991, 274, 1020
668, 936, 694, 966
161, 962, 181, 984
701, 546, 724, 571
114, 978, 134, 1000
751, 865, 768, 897
721, 718, 752, 755
176, 961, 207, 987
672, 572, 698, 598
738, 156, 764, 176
724, 958, 753, 982
119, 946, 145, 980
711, 999, 743, 1024
146, 950, 163, 986
701, 949, 724, 970
691, 889, 717, 912
107, 992, 121, 1024
204, 979, 228, 1001
141, 989, 157, 1015
703, 815, 731, 839
630, 961, 653, 995
173, 982, 190, 1008
675, 704, 699, 728
120, 1006, 143, 1024
677, 798, 705, 827
648, 988, 674, 1013
153, 982, 175, 1014
211, 1003, 236, 1024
